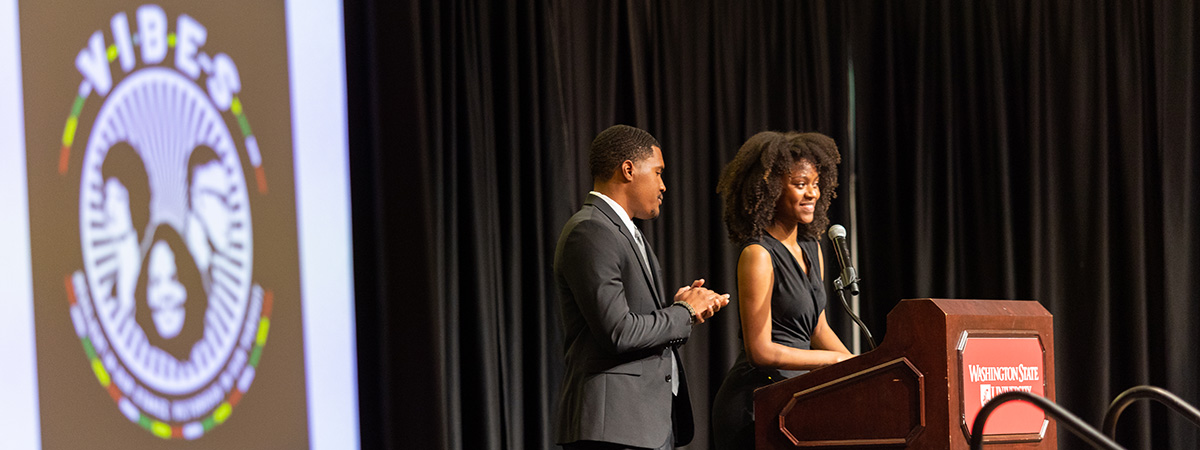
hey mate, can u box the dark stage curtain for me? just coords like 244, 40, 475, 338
344, 0, 1200, 449
851, 1, 1200, 448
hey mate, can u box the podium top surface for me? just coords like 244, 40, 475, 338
899, 298, 1052, 319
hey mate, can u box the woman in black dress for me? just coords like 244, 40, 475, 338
711, 131, 855, 449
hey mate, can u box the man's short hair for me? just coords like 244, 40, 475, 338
589, 125, 660, 180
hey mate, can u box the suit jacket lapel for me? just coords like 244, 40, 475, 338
586, 195, 662, 306
646, 235, 666, 307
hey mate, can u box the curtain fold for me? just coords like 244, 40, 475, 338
850, 1, 1200, 448
346, 1, 1200, 448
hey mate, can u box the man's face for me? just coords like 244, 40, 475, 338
628, 145, 666, 220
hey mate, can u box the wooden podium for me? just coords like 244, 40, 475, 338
754, 299, 1056, 449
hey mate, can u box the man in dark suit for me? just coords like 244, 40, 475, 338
554, 125, 730, 449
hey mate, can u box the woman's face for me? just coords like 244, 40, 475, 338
147, 241, 187, 339
774, 159, 820, 225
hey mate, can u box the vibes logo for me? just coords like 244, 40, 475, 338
56, 4, 273, 440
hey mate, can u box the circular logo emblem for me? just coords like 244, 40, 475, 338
62, 4, 272, 440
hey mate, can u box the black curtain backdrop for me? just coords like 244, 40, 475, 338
851, 1, 1200, 448
344, 1, 1200, 449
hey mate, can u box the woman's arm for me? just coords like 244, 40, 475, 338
739, 245, 849, 371
810, 310, 852, 355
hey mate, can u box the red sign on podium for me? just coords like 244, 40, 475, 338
959, 335, 1047, 437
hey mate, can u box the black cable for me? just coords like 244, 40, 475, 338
1102, 385, 1200, 440
969, 391, 1123, 450
834, 285, 876, 350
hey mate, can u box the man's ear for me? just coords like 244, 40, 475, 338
620, 160, 635, 182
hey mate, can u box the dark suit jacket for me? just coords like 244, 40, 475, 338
553, 194, 695, 448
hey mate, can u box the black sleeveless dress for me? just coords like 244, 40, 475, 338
711, 234, 827, 450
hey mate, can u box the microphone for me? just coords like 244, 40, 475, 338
827, 224, 860, 296
828, 223, 876, 350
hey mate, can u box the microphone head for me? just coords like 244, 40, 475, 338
828, 224, 847, 239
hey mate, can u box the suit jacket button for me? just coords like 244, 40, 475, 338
665, 374, 672, 382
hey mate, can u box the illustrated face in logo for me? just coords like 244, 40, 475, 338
185, 146, 232, 282
134, 223, 209, 362
147, 240, 186, 339
103, 178, 132, 235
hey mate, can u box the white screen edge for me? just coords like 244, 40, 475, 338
285, 1, 361, 449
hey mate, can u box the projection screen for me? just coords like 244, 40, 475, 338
0, 1, 359, 448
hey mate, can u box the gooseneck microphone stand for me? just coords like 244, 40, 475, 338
834, 275, 876, 350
